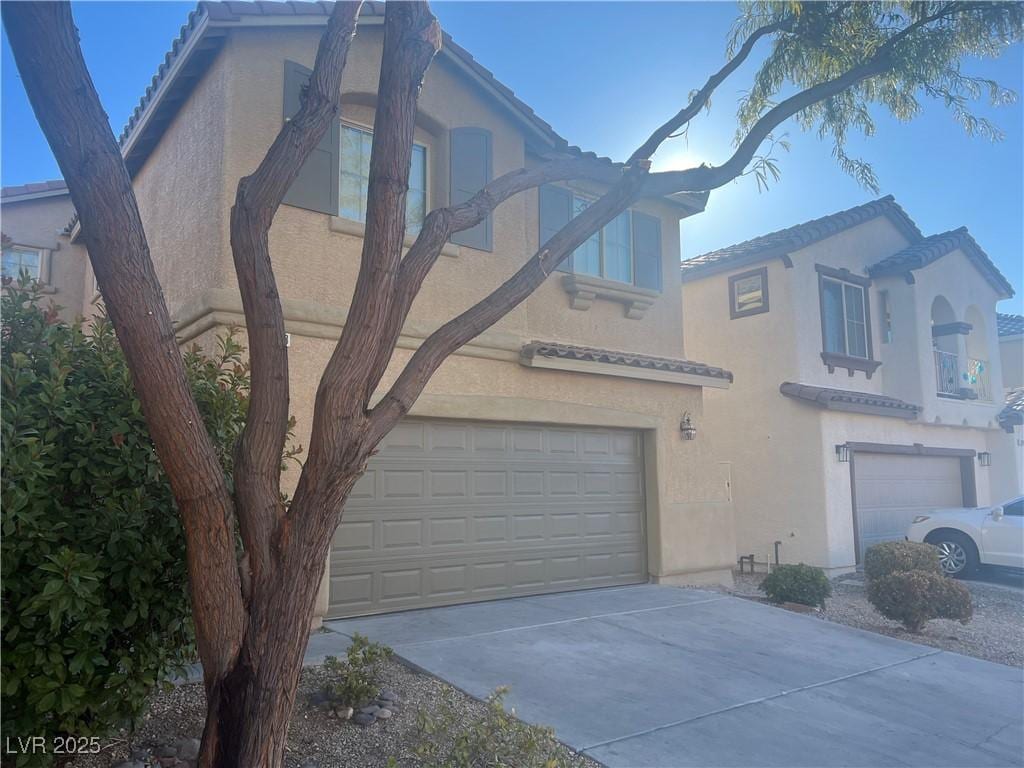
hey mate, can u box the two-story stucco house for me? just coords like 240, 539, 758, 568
27, 2, 739, 621
0, 180, 88, 321
681, 196, 1020, 573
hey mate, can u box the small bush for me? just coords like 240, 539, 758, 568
759, 563, 832, 607
412, 686, 571, 768
1, 280, 249, 765
866, 569, 973, 632
321, 633, 393, 709
863, 541, 940, 581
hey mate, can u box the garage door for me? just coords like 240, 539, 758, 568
328, 419, 648, 618
853, 453, 965, 561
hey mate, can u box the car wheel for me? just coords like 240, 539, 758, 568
927, 532, 979, 577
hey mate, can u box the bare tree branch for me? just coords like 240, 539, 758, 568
628, 16, 793, 164
1, 0, 245, 695
229, 0, 361, 588
367, 162, 652, 442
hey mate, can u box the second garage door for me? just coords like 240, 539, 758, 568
853, 452, 967, 561
328, 419, 648, 618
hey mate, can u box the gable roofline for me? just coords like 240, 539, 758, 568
116, 1, 705, 215
1, 179, 69, 203
997, 312, 1024, 338
867, 227, 1014, 299
680, 196, 923, 282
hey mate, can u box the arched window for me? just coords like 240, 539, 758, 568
964, 306, 991, 400
931, 297, 959, 396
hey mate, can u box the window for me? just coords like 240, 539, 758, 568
816, 264, 879, 376
1, 245, 42, 281
821, 277, 868, 358
1003, 499, 1023, 517
571, 195, 633, 284
339, 124, 426, 233
728, 267, 769, 319
879, 290, 893, 343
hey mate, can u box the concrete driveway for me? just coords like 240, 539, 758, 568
326, 584, 1024, 767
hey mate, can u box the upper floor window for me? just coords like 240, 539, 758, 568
728, 267, 769, 319
2, 245, 42, 281
822, 277, 868, 358
816, 264, 879, 377
571, 196, 633, 284
339, 123, 427, 234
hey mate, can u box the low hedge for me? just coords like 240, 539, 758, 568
866, 569, 973, 632
759, 563, 831, 608
863, 540, 940, 581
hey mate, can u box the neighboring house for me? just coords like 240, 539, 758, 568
994, 313, 1024, 501
0, 180, 88, 320
681, 196, 1019, 573
58, 2, 735, 621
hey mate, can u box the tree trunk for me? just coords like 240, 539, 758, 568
199, 471, 359, 768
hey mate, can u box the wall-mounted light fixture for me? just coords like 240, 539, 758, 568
835, 444, 850, 463
680, 412, 697, 440
977, 451, 992, 467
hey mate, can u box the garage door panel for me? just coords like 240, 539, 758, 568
854, 453, 965, 561
329, 421, 647, 618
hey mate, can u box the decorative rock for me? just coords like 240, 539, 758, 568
130, 749, 150, 760
299, 760, 320, 768
353, 712, 376, 726
337, 706, 353, 720
177, 738, 201, 761
359, 704, 380, 715
112, 761, 146, 768
375, 707, 393, 719
378, 689, 399, 702
155, 745, 178, 758
308, 690, 330, 708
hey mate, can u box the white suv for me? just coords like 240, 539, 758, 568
906, 496, 1024, 577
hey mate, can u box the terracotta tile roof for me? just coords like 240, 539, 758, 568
521, 341, 733, 382
999, 387, 1024, 432
779, 382, 920, 420
868, 227, 1014, 298
680, 196, 923, 281
1, 180, 68, 200
997, 313, 1024, 337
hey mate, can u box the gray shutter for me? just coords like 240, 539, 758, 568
632, 211, 662, 290
450, 128, 492, 250
282, 60, 339, 215
539, 185, 573, 273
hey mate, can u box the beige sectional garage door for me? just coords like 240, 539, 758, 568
853, 453, 965, 561
328, 419, 647, 618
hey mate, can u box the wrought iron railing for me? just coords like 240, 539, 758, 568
966, 358, 991, 401
934, 349, 960, 396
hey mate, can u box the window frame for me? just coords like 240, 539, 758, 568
728, 266, 769, 319
1, 243, 46, 283
815, 264, 880, 378
338, 120, 429, 233
570, 193, 636, 286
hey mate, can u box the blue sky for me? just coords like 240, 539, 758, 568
3, 1, 1021, 311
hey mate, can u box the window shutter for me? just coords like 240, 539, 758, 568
449, 128, 493, 251
539, 185, 573, 273
282, 60, 340, 215
632, 211, 662, 290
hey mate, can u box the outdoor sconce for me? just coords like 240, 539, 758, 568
977, 452, 992, 467
835, 444, 850, 463
680, 412, 697, 440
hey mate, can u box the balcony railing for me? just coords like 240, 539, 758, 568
966, 358, 991, 401
934, 349, 960, 396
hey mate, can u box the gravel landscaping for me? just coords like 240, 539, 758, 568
67, 657, 599, 768
721, 571, 1024, 667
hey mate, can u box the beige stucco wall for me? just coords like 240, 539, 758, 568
682, 213, 1010, 570
1000, 335, 1023, 390
1, 194, 88, 321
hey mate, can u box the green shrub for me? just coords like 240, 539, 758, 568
759, 563, 832, 607
1, 280, 249, 765
863, 541, 940, 581
412, 686, 573, 768
321, 633, 393, 709
866, 569, 973, 632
